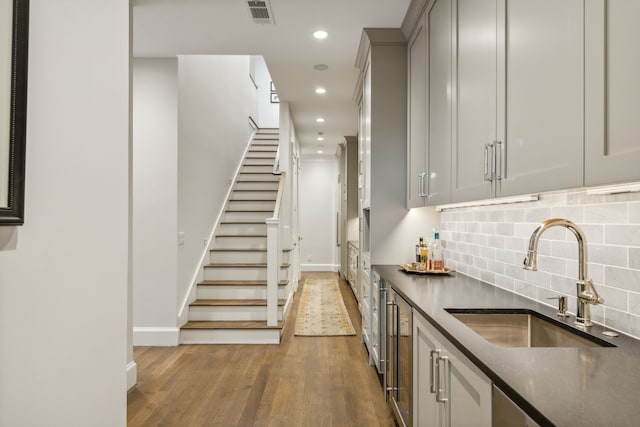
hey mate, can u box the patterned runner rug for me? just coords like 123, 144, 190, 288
294, 278, 356, 336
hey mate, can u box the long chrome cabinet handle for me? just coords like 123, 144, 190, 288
435, 355, 449, 403
483, 144, 494, 182
418, 172, 428, 197
495, 140, 503, 181
429, 349, 441, 393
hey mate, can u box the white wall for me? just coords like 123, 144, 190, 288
0, 1, 129, 425
132, 58, 179, 345
299, 156, 339, 271
177, 55, 254, 315
255, 57, 279, 128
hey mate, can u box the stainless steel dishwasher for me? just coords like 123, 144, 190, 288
385, 289, 412, 427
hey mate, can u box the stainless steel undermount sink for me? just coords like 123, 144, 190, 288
445, 309, 615, 348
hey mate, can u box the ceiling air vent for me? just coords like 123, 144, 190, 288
246, 0, 275, 25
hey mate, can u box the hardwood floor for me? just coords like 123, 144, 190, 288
128, 272, 395, 427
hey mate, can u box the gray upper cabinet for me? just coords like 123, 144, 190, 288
497, 0, 584, 197
406, 0, 452, 208
454, 0, 584, 201
407, 13, 428, 209
451, 0, 498, 202
585, 0, 640, 186
408, 0, 587, 206
426, 0, 452, 205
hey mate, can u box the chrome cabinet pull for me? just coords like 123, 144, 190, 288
483, 144, 494, 182
495, 140, 503, 181
435, 355, 449, 403
429, 349, 440, 393
418, 172, 428, 197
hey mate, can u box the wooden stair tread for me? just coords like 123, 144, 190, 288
229, 199, 276, 202
204, 263, 290, 268
216, 234, 267, 238
198, 280, 288, 286
210, 248, 266, 252
190, 299, 285, 307
182, 320, 284, 330
233, 189, 277, 192
220, 221, 266, 224
209, 248, 292, 252
225, 209, 273, 213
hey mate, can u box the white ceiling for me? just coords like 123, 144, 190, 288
132, 0, 411, 156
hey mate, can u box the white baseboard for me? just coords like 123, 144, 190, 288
301, 263, 339, 272
133, 327, 180, 346
127, 361, 137, 390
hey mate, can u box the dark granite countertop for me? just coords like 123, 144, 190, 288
374, 265, 640, 427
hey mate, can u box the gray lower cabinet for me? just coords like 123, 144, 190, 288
585, 0, 640, 186
413, 310, 492, 427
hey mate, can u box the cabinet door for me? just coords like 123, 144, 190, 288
414, 311, 492, 427
414, 312, 441, 427
407, 12, 428, 208
426, 0, 452, 205
497, 0, 584, 197
585, 0, 640, 186
360, 59, 372, 209
451, 0, 497, 202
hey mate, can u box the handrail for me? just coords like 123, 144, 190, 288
272, 172, 286, 219
272, 144, 281, 175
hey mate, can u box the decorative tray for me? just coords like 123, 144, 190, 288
399, 263, 454, 275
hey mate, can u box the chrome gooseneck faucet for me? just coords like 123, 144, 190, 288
523, 218, 604, 327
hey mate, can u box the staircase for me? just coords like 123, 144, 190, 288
181, 129, 291, 344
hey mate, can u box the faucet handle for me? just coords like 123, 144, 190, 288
547, 296, 569, 318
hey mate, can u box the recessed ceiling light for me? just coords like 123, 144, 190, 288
315, 87, 326, 95
313, 64, 329, 71
313, 30, 328, 40
317, 137, 324, 141
317, 150, 324, 154
316, 117, 325, 123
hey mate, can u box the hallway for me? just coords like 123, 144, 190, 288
127, 272, 395, 426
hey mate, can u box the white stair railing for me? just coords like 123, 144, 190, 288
266, 172, 286, 326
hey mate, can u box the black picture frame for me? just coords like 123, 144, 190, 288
0, 0, 28, 226
270, 92, 279, 103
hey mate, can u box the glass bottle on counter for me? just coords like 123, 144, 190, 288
431, 231, 444, 271
416, 237, 424, 262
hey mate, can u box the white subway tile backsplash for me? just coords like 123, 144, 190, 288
444, 187, 640, 336
584, 203, 628, 224
604, 266, 640, 292
588, 244, 627, 267
629, 292, 640, 315
605, 225, 640, 246
525, 208, 552, 223
630, 202, 640, 224
598, 285, 629, 312
536, 255, 566, 276
630, 248, 640, 270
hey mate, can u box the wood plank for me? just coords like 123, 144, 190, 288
129, 272, 393, 426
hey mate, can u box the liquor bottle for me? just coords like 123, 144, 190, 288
416, 236, 426, 263
431, 231, 444, 271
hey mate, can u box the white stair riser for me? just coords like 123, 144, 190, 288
203, 266, 288, 281
238, 173, 279, 182
219, 222, 267, 235
241, 165, 274, 173
188, 306, 283, 321
180, 328, 281, 345
246, 151, 277, 158
245, 158, 275, 165
223, 211, 271, 222
210, 250, 290, 264
211, 251, 268, 264
235, 181, 279, 191
214, 236, 266, 249
249, 144, 278, 150
228, 200, 275, 211
232, 191, 277, 200
197, 285, 287, 299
